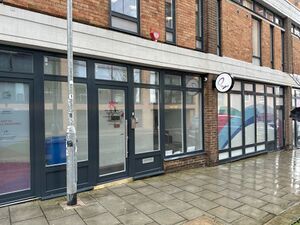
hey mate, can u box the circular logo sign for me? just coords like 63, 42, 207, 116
215, 73, 234, 93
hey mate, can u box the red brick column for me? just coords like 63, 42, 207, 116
285, 87, 293, 150
204, 74, 219, 165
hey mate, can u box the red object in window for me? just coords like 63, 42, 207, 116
150, 30, 160, 42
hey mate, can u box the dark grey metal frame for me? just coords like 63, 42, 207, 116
196, 0, 204, 51
165, 0, 176, 44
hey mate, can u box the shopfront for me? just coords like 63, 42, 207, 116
218, 81, 284, 161
0, 45, 204, 204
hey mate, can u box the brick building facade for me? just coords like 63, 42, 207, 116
0, 0, 300, 204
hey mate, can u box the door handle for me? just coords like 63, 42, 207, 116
125, 119, 128, 158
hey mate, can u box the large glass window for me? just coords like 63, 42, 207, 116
0, 50, 33, 73
186, 91, 202, 151
95, 63, 127, 82
244, 94, 255, 145
164, 90, 183, 156
218, 93, 229, 150
44, 56, 87, 78
252, 18, 261, 66
44, 81, 88, 165
165, 0, 175, 43
164, 74, 203, 157
111, 0, 138, 33
230, 94, 242, 148
0, 82, 30, 195
218, 81, 281, 160
267, 96, 275, 142
256, 95, 266, 143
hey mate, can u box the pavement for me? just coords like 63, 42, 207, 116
1, 150, 300, 225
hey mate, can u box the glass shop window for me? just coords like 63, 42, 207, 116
95, 63, 127, 82
0, 50, 33, 73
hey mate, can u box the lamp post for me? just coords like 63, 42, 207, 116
66, 0, 77, 206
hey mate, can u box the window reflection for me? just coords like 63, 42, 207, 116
134, 88, 160, 154
186, 92, 202, 152
44, 81, 88, 165
164, 90, 184, 156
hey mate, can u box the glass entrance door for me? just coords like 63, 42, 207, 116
132, 68, 163, 178
98, 87, 128, 178
0, 81, 31, 197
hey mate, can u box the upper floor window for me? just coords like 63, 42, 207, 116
252, 18, 261, 66
217, 0, 222, 56
111, 0, 139, 34
270, 26, 274, 69
165, 0, 175, 43
196, 0, 203, 49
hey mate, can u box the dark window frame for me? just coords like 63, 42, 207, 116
165, 0, 176, 44
270, 25, 274, 69
252, 17, 262, 66
163, 72, 204, 159
281, 31, 285, 72
196, 0, 204, 50
218, 80, 284, 162
217, 0, 222, 56
109, 0, 140, 35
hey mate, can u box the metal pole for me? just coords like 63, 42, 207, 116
66, 0, 77, 206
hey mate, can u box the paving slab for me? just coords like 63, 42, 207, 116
41, 203, 76, 220
208, 206, 242, 223
0, 208, 8, 220
149, 209, 185, 225
161, 199, 193, 213
0, 218, 10, 225
213, 197, 243, 209
135, 200, 165, 215
9, 203, 43, 223
179, 207, 206, 220
189, 198, 219, 212
49, 214, 86, 225
12, 216, 48, 225
117, 211, 152, 225
75, 202, 107, 219
174, 191, 199, 202
84, 212, 120, 225
196, 190, 223, 201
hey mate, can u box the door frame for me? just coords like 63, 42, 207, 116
0, 77, 36, 204
96, 85, 130, 183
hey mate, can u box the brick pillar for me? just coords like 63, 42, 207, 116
204, 74, 219, 166
203, 0, 218, 54
284, 87, 293, 150
283, 18, 293, 74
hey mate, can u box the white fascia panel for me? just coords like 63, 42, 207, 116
0, 4, 298, 87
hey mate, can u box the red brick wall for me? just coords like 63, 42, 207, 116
293, 36, 300, 75
221, 0, 252, 63
164, 154, 208, 172
261, 21, 271, 68
176, 0, 196, 49
204, 75, 218, 166
4, 0, 109, 28
140, 0, 165, 42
